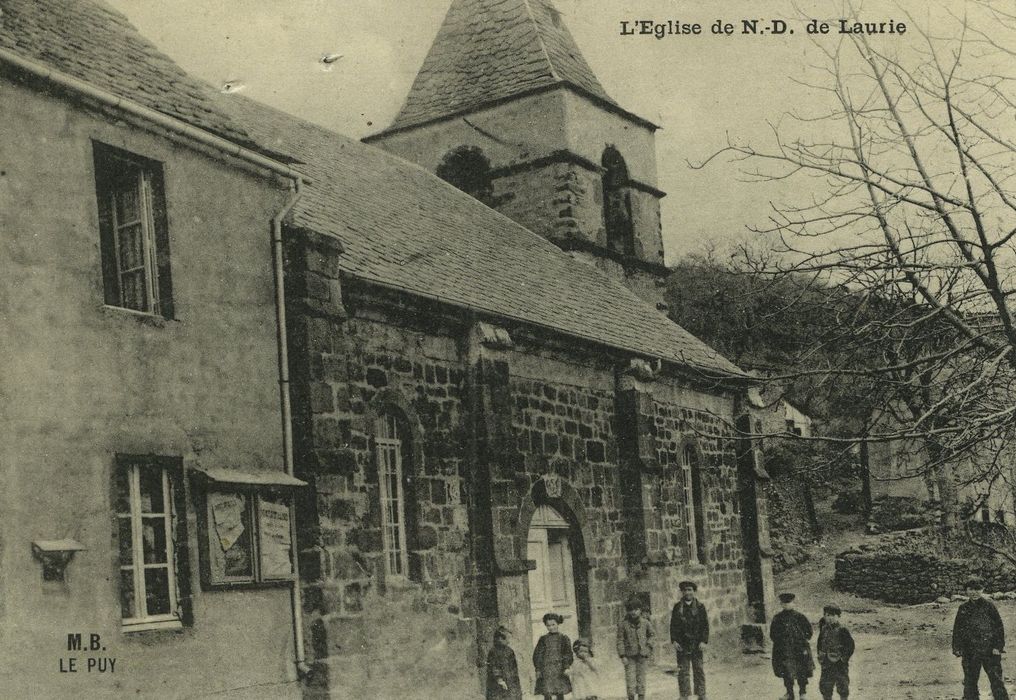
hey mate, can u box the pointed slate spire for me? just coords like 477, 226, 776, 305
386, 0, 616, 132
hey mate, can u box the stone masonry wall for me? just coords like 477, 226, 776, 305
285, 232, 764, 696
834, 526, 1016, 603
508, 369, 623, 645
644, 398, 750, 635
492, 161, 603, 249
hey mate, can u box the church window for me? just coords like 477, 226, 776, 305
601, 147, 635, 256
436, 146, 493, 204
375, 411, 419, 580
681, 444, 708, 564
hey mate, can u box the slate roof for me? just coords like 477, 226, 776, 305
380, 0, 617, 133
0, 0, 258, 150
222, 95, 744, 379
1, 0, 743, 379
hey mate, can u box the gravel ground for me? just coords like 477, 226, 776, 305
536, 507, 1016, 700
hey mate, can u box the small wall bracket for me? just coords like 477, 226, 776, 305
32, 539, 86, 582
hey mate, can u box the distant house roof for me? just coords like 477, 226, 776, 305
0, 0, 259, 151
370, 0, 654, 137
223, 96, 744, 379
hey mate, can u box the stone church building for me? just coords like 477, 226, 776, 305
0, 0, 774, 697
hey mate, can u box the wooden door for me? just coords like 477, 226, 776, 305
527, 506, 578, 645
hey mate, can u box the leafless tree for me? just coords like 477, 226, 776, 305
693, 1, 1016, 527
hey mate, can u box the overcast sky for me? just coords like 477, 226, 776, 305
105, 0, 961, 263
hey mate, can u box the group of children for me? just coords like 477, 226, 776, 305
769, 592, 855, 700
486, 589, 856, 700
485, 596, 658, 700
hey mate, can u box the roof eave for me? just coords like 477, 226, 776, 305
0, 48, 311, 185
363, 82, 659, 144
341, 271, 746, 382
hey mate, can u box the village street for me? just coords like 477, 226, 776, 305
561, 507, 1016, 700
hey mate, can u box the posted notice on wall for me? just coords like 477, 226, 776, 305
258, 497, 293, 578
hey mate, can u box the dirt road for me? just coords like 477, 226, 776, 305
580, 510, 1016, 699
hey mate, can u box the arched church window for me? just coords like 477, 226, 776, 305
374, 410, 418, 580
601, 147, 635, 256
681, 443, 708, 564
436, 145, 494, 204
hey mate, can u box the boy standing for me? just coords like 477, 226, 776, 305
770, 592, 814, 700
617, 597, 654, 700
952, 577, 1009, 700
670, 580, 709, 700
816, 605, 854, 700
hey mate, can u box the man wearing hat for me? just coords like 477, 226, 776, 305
670, 580, 709, 700
816, 605, 854, 700
770, 592, 814, 700
952, 577, 1009, 700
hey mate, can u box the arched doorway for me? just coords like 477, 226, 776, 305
526, 504, 579, 644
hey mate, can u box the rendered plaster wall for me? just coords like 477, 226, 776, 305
0, 76, 298, 698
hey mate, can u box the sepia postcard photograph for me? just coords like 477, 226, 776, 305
1, 0, 1014, 698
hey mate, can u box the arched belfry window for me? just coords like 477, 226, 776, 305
601, 147, 635, 256
436, 145, 493, 204
374, 411, 416, 579
682, 443, 708, 564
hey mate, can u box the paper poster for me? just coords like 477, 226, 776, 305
258, 497, 292, 578
209, 492, 245, 552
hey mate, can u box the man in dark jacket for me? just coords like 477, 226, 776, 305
770, 592, 814, 700
953, 577, 1009, 700
816, 605, 854, 700
670, 580, 709, 700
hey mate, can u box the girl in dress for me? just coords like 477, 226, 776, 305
533, 612, 573, 700
570, 638, 600, 700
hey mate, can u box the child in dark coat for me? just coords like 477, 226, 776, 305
486, 626, 522, 700
770, 592, 814, 700
533, 612, 573, 700
817, 605, 855, 700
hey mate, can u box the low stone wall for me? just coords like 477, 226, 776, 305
834, 550, 970, 603
834, 525, 1016, 603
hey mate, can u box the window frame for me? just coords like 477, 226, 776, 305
376, 412, 411, 580
196, 486, 296, 590
113, 454, 190, 633
681, 443, 709, 565
601, 147, 636, 257
93, 142, 174, 319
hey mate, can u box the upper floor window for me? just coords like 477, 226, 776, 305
601, 147, 635, 256
93, 143, 174, 318
115, 455, 189, 631
681, 444, 708, 564
375, 412, 416, 579
436, 145, 494, 205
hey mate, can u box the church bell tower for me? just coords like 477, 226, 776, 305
364, 0, 669, 303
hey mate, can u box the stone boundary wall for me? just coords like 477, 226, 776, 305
766, 474, 819, 573
834, 525, 1016, 603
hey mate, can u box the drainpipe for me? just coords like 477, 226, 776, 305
271, 180, 311, 678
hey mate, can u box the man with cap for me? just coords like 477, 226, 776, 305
816, 604, 854, 700
670, 580, 709, 700
770, 592, 814, 700
952, 577, 1009, 700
